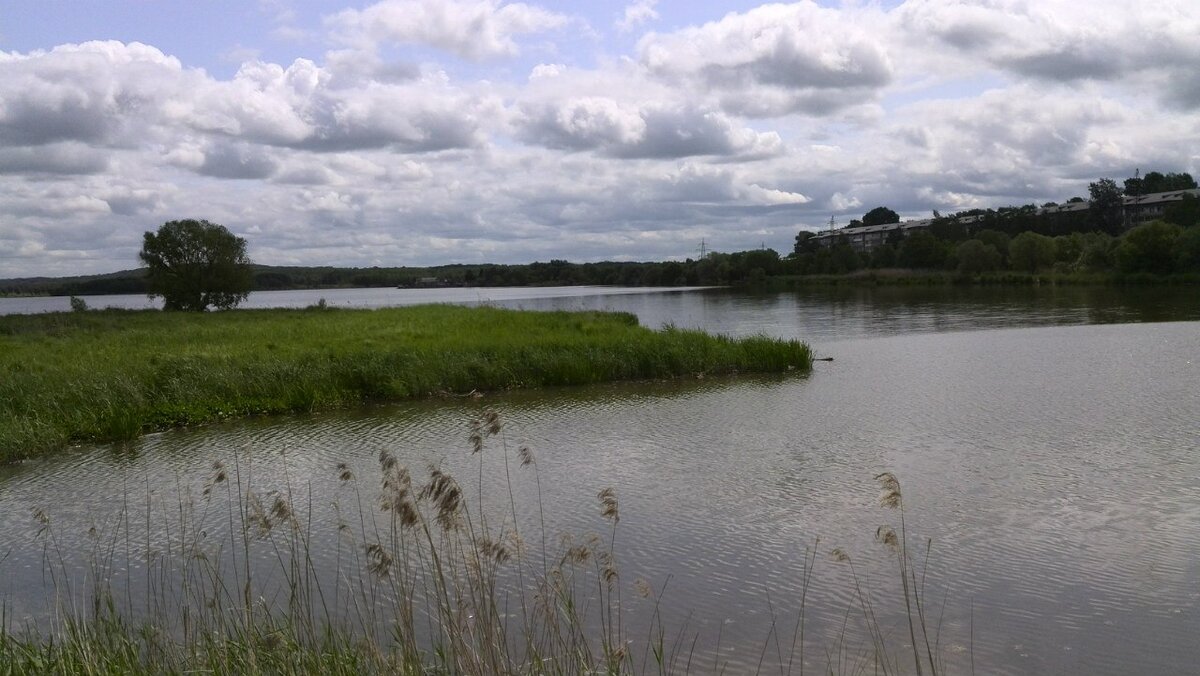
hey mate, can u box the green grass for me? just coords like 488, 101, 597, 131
0, 305, 810, 462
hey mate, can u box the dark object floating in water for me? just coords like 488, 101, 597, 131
815, 357, 834, 362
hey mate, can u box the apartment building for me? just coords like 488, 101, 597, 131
810, 188, 1200, 254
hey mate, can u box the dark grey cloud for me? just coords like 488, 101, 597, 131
197, 143, 278, 179
323, 51, 421, 88
1164, 70, 1200, 110
0, 97, 116, 146
933, 22, 1004, 52
105, 194, 158, 216
1006, 48, 1123, 82
698, 40, 890, 91
273, 165, 337, 185
515, 98, 642, 151
719, 88, 877, 118
293, 108, 480, 153
0, 144, 109, 175
612, 108, 778, 159
516, 101, 781, 159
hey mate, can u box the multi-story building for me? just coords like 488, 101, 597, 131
810, 188, 1200, 254
1123, 188, 1200, 226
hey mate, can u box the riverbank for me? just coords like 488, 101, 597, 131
770, 269, 1200, 286
0, 305, 810, 462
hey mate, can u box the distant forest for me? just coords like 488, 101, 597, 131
0, 251, 785, 297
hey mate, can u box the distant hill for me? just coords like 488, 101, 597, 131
0, 264, 435, 297
0, 251, 786, 297
0, 268, 149, 296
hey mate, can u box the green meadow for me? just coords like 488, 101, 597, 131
0, 305, 811, 462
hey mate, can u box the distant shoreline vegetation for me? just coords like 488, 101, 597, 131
0, 255, 782, 298
0, 305, 811, 463
7, 219, 1198, 300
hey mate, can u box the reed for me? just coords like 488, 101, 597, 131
0, 411, 954, 675
0, 305, 811, 462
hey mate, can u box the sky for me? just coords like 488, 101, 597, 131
1, 0, 1198, 277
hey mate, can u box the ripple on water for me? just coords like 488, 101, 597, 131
1, 319, 1199, 674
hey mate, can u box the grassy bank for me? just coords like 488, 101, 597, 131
0, 305, 810, 462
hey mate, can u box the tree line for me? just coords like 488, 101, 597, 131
1, 223, 787, 306
792, 193, 1200, 278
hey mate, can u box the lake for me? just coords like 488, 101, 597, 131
2, 284, 1198, 674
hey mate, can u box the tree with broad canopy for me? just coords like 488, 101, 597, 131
862, 206, 900, 226
139, 219, 252, 311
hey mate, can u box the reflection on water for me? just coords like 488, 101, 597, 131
2, 287, 1199, 674
484, 284, 1200, 343
4, 284, 1199, 342
0, 285, 708, 316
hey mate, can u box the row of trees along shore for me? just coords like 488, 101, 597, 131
793, 173, 1200, 278
2, 241, 788, 302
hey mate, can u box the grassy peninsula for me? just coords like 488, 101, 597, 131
0, 305, 810, 462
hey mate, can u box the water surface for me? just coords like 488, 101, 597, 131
2, 285, 1198, 674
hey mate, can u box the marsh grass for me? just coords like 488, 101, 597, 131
0, 305, 811, 462
0, 411, 954, 675
4, 411, 640, 674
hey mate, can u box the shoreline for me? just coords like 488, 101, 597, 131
0, 305, 811, 462
768, 269, 1200, 286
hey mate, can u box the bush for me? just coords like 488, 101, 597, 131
956, 239, 1002, 275
1077, 232, 1116, 272
1116, 220, 1183, 275
1009, 232, 1056, 273
897, 231, 948, 269
1176, 227, 1200, 272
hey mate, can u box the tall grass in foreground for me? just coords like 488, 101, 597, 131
0, 306, 811, 462
0, 412, 952, 675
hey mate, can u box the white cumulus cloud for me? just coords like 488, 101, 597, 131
637, 2, 893, 117
616, 0, 659, 33
327, 0, 568, 60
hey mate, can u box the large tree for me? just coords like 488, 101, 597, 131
139, 219, 253, 311
862, 206, 900, 226
793, 230, 820, 255
1088, 178, 1124, 234
1126, 171, 1198, 195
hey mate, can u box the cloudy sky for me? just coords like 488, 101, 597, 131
2, 0, 1198, 277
